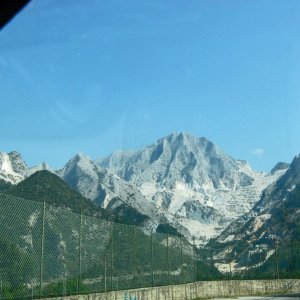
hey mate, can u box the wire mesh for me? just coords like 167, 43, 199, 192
0, 193, 43, 299
181, 237, 194, 283
80, 215, 110, 294
135, 228, 152, 288
152, 232, 169, 287
111, 222, 134, 291
168, 235, 183, 285
1, 192, 300, 299
41, 205, 80, 298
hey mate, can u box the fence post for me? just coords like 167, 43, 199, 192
257, 246, 262, 279
286, 246, 291, 278
110, 221, 114, 291
77, 213, 83, 294
167, 234, 170, 285
274, 238, 279, 279
209, 240, 214, 280
193, 237, 196, 282
105, 255, 107, 294
39, 201, 46, 298
227, 246, 232, 278
151, 229, 154, 287
180, 236, 183, 283
132, 225, 135, 288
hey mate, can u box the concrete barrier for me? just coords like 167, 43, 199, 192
42, 279, 300, 300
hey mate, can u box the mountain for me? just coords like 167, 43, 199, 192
0, 133, 288, 243
0, 151, 174, 229
5, 169, 168, 227
270, 162, 290, 175
0, 151, 28, 184
0, 151, 53, 182
98, 132, 287, 244
3, 170, 113, 220
58, 153, 166, 228
212, 154, 300, 273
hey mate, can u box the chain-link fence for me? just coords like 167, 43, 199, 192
196, 242, 300, 281
0, 193, 196, 299
1, 193, 300, 299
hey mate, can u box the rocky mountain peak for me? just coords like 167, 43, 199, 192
270, 162, 290, 175
158, 132, 214, 153
97, 132, 284, 244
8, 151, 28, 176
290, 154, 300, 173
0, 151, 28, 183
8, 150, 22, 158
60, 153, 101, 182
42, 161, 49, 169
71, 152, 91, 164
272, 154, 300, 192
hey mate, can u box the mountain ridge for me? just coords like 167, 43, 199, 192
0, 132, 290, 244
98, 132, 288, 244
210, 153, 300, 272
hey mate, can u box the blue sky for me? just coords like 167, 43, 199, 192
0, 0, 300, 171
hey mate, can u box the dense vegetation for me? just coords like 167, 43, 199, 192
0, 179, 12, 192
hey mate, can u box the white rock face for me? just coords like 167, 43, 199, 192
0, 151, 28, 184
213, 154, 300, 272
98, 132, 287, 244
58, 153, 162, 230
0, 151, 55, 184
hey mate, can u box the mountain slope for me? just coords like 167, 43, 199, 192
58, 154, 165, 228
0, 179, 12, 192
212, 154, 300, 272
98, 132, 286, 243
3, 170, 114, 220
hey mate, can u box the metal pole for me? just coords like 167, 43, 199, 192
193, 237, 196, 282
77, 213, 83, 294
151, 229, 154, 287
286, 246, 291, 278
104, 255, 107, 294
274, 239, 279, 279
209, 240, 214, 280
132, 225, 135, 288
110, 221, 113, 290
39, 201, 46, 298
258, 246, 263, 280
167, 234, 170, 285
63, 276, 66, 296
227, 246, 232, 278
180, 236, 183, 283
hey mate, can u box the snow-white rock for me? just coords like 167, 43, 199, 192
0, 151, 28, 184
98, 132, 287, 244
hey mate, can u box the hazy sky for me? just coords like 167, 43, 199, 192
1, 0, 300, 171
